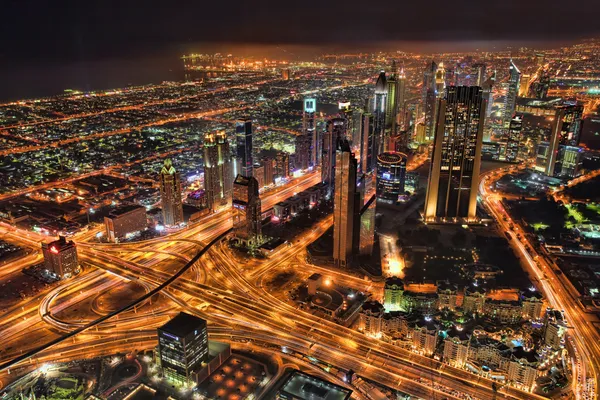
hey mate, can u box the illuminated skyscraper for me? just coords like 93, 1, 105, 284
376, 152, 407, 203
505, 114, 523, 163
360, 112, 376, 173
322, 117, 346, 192
385, 61, 398, 132
159, 159, 184, 226
232, 175, 262, 246
423, 61, 437, 142
472, 63, 487, 87
158, 312, 208, 385
303, 98, 318, 167
204, 131, 233, 211
373, 71, 388, 154
41, 236, 79, 279
503, 59, 521, 128
359, 195, 376, 256
424, 86, 486, 222
294, 134, 311, 171
235, 118, 253, 177
535, 105, 584, 177
333, 140, 358, 267
396, 67, 407, 130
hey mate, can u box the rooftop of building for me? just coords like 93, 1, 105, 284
277, 370, 352, 400
362, 300, 385, 314
308, 273, 322, 281
44, 235, 75, 250
158, 312, 206, 338
385, 276, 404, 288
108, 203, 145, 217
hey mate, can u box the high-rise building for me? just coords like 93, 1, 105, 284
159, 159, 184, 226
359, 194, 376, 256
534, 105, 584, 177
505, 114, 523, 162
472, 63, 487, 87
275, 152, 290, 179
396, 68, 407, 130
158, 312, 208, 385
424, 88, 437, 142
376, 152, 407, 203
104, 204, 147, 243
235, 118, 253, 177
385, 61, 398, 132
42, 236, 79, 279
232, 175, 262, 246
281, 68, 291, 80
203, 131, 233, 211
333, 141, 358, 267
261, 157, 275, 186
303, 98, 318, 167
503, 59, 521, 128
482, 71, 496, 121
294, 134, 311, 171
422, 60, 437, 106
253, 164, 265, 189
359, 112, 376, 173
373, 71, 388, 154
424, 86, 486, 223
383, 276, 404, 311
322, 117, 346, 192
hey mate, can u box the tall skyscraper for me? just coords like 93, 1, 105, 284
359, 112, 376, 173
503, 59, 521, 128
232, 175, 262, 246
472, 63, 487, 87
385, 61, 398, 132
235, 118, 253, 177
41, 236, 79, 279
294, 134, 311, 171
158, 312, 209, 385
204, 131, 233, 211
396, 67, 407, 130
376, 152, 407, 203
482, 72, 496, 120
322, 117, 346, 193
505, 114, 523, 162
423, 61, 438, 143
159, 159, 184, 226
333, 140, 358, 267
424, 86, 486, 223
535, 105, 584, 177
373, 71, 388, 154
303, 98, 318, 167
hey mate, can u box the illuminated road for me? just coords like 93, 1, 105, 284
480, 168, 598, 400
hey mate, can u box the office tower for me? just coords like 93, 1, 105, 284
482, 72, 495, 120
41, 236, 79, 279
275, 152, 290, 179
373, 71, 388, 154
518, 73, 531, 97
359, 194, 376, 256
422, 60, 437, 105
104, 204, 147, 243
396, 68, 407, 130
424, 86, 486, 223
435, 63, 446, 96
505, 114, 523, 162
294, 134, 311, 171
158, 312, 208, 385
261, 157, 274, 186
503, 59, 521, 128
235, 118, 253, 177
303, 98, 318, 167
472, 63, 487, 87
203, 131, 233, 211
281, 68, 291, 80
385, 61, 398, 132
376, 152, 407, 203
333, 140, 358, 267
534, 71, 550, 99
159, 159, 184, 226
359, 112, 376, 173
253, 164, 265, 189
322, 117, 346, 192
535, 105, 584, 177
232, 175, 262, 245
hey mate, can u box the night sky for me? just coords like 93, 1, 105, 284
3, 0, 600, 63
1, 0, 600, 100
